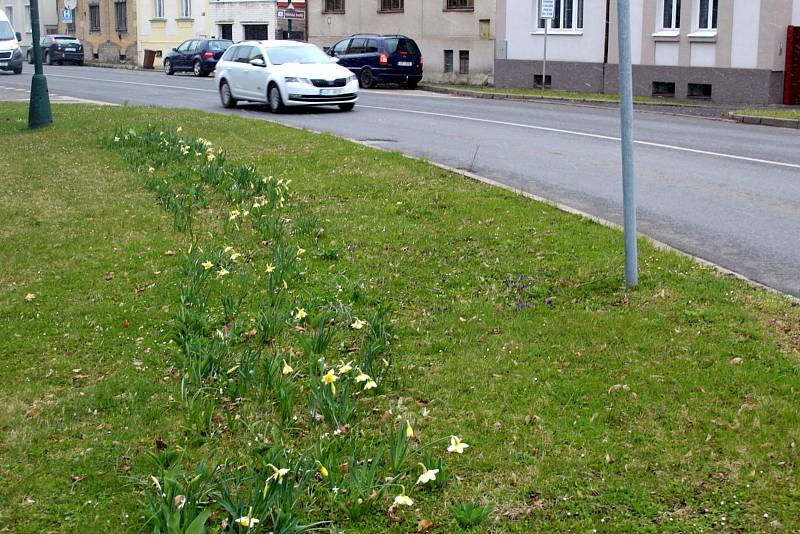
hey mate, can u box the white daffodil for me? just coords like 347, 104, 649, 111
282, 360, 293, 375
295, 308, 307, 321
201, 261, 214, 270
393, 494, 414, 507
354, 370, 370, 383
351, 318, 366, 330
265, 264, 275, 274
267, 464, 290, 484
415, 464, 439, 486
406, 421, 414, 439
216, 268, 230, 278
338, 361, 353, 374
234, 516, 259, 528
364, 379, 377, 390
447, 435, 469, 454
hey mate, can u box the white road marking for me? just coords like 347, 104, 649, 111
47, 73, 217, 93
357, 104, 800, 170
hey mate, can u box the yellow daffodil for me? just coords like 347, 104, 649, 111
393, 494, 413, 507
296, 247, 306, 256
319, 465, 329, 477
201, 261, 214, 270
176, 126, 183, 133
113, 136, 120, 142
447, 436, 469, 454
351, 318, 366, 330
230, 252, 242, 261
216, 268, 230, 278
338, 361, 353, 374
364, 380, 377, 390
406, 421, 414, 439
283, 280, 288, 290
229, 210, 240, 221
354, 370, 370, 383
295, 308, 307, 320
265, 264, 275, 274
322, 369, 337, 386
148, 167, 155, 174
207, 153, 216, 163
223, 246, 233, 253
234, 516, 259, 528
416, 463, 439, 485
282, 360, 293, 375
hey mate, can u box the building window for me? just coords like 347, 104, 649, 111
652, 81, 676, 97
244, 24, 268, 40
114, 1, 127, 32
537, 0, 583, 30
479, 19, 491, 39
153, 0, 163, 18
324, 0, 345, 13
4, 6, 12, 25
459, 50, 469, 74
180, 0, 191, 18
219, 24, 232, 40
89, 4, 100, 31
698, 0, 717, 30
660, 0, 680, 29
446, 0, 473, 11
444, 49, 453, 72
380, 0, 403, 12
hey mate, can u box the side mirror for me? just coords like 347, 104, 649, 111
172, 47, 178, 52
249, 58, 266, 67
16, 32, 22, 42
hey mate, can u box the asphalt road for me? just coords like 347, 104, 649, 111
2, 66, 799, 296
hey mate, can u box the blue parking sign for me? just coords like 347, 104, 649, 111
62, 9, 73, 23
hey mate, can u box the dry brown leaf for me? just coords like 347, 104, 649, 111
415, 518, 434, 532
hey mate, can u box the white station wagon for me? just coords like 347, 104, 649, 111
215, 40, 359, 113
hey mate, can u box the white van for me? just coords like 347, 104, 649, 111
0, 10, 23, 75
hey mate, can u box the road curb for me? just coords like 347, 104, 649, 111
725, 112, 800, 129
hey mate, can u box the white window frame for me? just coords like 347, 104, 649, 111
533, 0, 583, 35
697, 0, 718, 30
659, 0, 680, 30
688, 0, 717, 41
180, 0, 191, 18
153, 0, 164, 19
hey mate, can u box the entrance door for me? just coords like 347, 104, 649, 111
785, 26, 800, 105
244, 24, 269, 41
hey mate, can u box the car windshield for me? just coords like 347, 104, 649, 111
208, 40, 232, 51
0, 21, 14, 41
267, 45, 331, 65
55, 37, 80, 43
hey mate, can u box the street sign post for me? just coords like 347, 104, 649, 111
539, 0, 554, 92
617, 0, 638, 287
61, 9, 73, 23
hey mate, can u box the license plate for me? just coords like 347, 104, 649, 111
398, 61, 412, 67
320, 89, 341, 96
0, 61, 7, 66
66, 48, 76, 52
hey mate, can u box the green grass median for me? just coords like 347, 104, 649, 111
1, 102, 799, 533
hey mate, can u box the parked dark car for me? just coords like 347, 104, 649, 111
327, 34, 422, 89
27, 35, 84, 66
164, 38, 233, 77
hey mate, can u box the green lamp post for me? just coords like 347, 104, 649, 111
28, 0, 52, 129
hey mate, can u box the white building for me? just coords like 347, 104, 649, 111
209, 0, 278, 41
496, 0, 800, 104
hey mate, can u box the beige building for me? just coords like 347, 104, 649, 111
307, 0, 496, 84
3, 0, 58, 52
138, 0, 211, 67
496, 0, 800, 104
55, 0, 138, 62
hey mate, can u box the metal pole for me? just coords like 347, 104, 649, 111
28, 0, 52, 129
541, 18, 548, 93
617, 0, 638, 287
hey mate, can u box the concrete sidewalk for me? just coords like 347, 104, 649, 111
0, 85, 114, 105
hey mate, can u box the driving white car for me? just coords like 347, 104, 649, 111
215, 40, 359, 113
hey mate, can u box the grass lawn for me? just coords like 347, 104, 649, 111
734, 109, 800, 120
421, 83, 698, 107
1, 102, 799, 533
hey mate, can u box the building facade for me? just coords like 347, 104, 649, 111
54, 0, 137, 62
209, 0, 279, 44
307, 0, 496, 84
138, 0, 210, 67
496, 0, 800, 104
3, 0, 58, 53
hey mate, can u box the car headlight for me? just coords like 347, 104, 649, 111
346, 74, 357, 83
285, 77, 312, 85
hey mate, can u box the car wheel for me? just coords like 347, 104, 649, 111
359, 68, 375, 89
46, 51, 53, 66
268, 85, 285, 114
13, 66, 22, 74
338, 103, 355, 112
193, 60, 204, 77
164, 59, 174, 75
77, 60, 84, 66
27, 50, 33, 64
219, 80, 237, 109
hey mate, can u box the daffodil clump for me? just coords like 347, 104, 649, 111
111, 126, 475, 532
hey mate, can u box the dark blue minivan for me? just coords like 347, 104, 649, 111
327, 34, 422, 89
